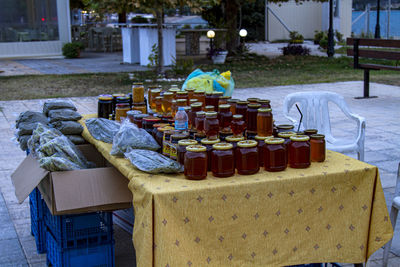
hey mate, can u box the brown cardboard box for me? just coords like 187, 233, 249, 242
11, 144, 132, 215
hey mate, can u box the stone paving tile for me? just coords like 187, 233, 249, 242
0, 239, 27, 266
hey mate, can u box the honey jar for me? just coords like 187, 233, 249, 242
246, 103, 261, 133
289, 135, 311, 169
195, 111, 206, 135
194, 89, 205, 106
201, 138, 220, 171
218, 104, 233, 132
236, 140, 259, 175
235, 101, 249, 120
162, 92, 174, 114
98, 95, 113, 119
310, 134, 325, 162
255, 135, 272, 167
178, 139, 198, 165
257, 108, 273, 137
264, 138, 287, 172
230, 114, 246, 137
277, 131, 296, 165
205, 112, 219, 140
132, 82, 145, 103
184, 145, 208, 180
115, 103, 130, 121
211, 143, 235, 178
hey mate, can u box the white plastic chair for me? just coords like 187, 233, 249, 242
283, 91, 365, 161
383, 163, 400, 267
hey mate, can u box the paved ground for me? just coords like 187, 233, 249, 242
0, 81, 399, 266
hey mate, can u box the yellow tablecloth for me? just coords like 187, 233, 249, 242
80, 115, 393, 266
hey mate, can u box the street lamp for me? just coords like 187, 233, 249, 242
327, 0, 335, 58
239, 29, 248, 53
207, 30, 215, 57
375, 0, 381, 39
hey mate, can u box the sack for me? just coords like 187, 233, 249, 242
85, 118, 120, 144
18, 135, 31, 151
17, 122, 42, 136
66, 135, 86, 145
110, 119, 160, 157
51, 121, 83, 135
48, 109, 82, 123
39, 156, 84, 172
28, 124, 63, 156
181, 69, 235, 96
125, 149, 183, 174
43, 99, 77, 116
16, 111, 48, 128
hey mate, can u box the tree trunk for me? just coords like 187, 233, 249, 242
118, 11, 126, 24
156, 8, 163, 74
225, 0, 240, 54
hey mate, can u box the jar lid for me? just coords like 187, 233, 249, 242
164, 129, 175, 136
247, 97, 260, 102
237, 100, 249, 105
232, 114, 243, 119
310, 134, 325, 140
212, 91, 224, 95
151, 89, 161, 93
153, 123, 169, 129
265, 138, 285, 144
159, 126, 175, 132
191, 103, 202, 108
155, 96, 163, 100
112, 93, 125, 97
132, 82, 143, 85
134, 114, 150, 119
255, 135, 273, 141
196, 111, 206, 116
171, 133, 189, 140
98, 94, 113, 100
290, 135, 310, 142
227, 99, 238, 103
116, 103, 130, 108
186, 88, 195, 92
177, 91, 188, 95
194, 133, 206, 138
218, 104, 231, 109
186, 145, 207, 152
277, 124, 294, 130
133, 102, 146, 106
237, 140, 258, 148
213, 142, 233, 150
117, 96, 130, 101
177, 99, 187, 103
248, 103, 261, 108
171, 84, 178, 88
304, 129, 318, 135
189, 99, 198, 103
178, 139, 198, 146
225, 135, 245, 142
163, 92, 173, 96
258, 108, 272, 113
184, 106, 191, 112
143, 116, 161, 122
220, 96, 231, 99
168, 88, 179, 92
258, 99, 271, 103
127, 110, 142, 116
148, 85, 158, 89
194, 89, 205, 93
201, 138, 220, 145
205, 112, 217, 117
205, 105, 214, 110
277, 131, 296, 138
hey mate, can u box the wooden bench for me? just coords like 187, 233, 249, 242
346, 38, 400, 99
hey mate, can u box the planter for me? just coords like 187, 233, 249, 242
212, 51, 228, 64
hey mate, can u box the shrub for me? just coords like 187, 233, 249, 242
289, 31, 304, 44
62, 42, 83, 59
314, 31, 326, 45
171, 58, 194, 76
319, 35, 336, 49
281, 44, 310, 56
335, 30, 343, 43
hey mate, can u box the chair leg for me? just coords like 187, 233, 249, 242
383, 206, 399, 267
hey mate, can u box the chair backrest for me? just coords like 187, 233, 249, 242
283, 91, 354, 137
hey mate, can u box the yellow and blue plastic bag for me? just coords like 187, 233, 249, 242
181, 69, 235, 96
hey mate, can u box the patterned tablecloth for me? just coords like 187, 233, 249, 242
80, 115, 393, 267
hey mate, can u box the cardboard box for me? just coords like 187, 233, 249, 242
12, 144, 132, 215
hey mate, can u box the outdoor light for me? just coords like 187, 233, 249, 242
239, 29, 248, 38
207, 30, 215, 39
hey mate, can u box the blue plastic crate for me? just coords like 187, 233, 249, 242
46, 230, 114, 267
44, 204, 113, 249
29, 188, 44, 220
30, 199, 46, 254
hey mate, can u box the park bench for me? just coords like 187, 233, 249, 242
346, 38, 400, 98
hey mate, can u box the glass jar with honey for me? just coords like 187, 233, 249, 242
194, 89, 206, 106
152, 123, 169, 139
189, 99, 199, 106
310, 134, 325, 162
115, 103, 130, 121
170, 133, 190, 160
150, 89, 161, 110
155, 96, 163, 114
163, 130, 174, 157
184, 145, 208, 180
255, 135, 272, 167
201, 138, 220, 171
258, 99, 271, 108
289, 135, 311, 168
277, 131, 296, 165
162, 92, 174, 114
112, 93, 126, 114
126, 110, 141, 123
190, 103, 203, 130
155, 126, 172, 147
178, 139, 198, 165
132, 102, 147, 114
186, 88, 195, 101
205, 92, 213, 106
219, 96, 231, 106
133, 114, 149, 128
176, 99, 187, 108
168, 88, 179, 99
236, 101, 249, 121
204, 105, 214, 112
276, 124, 295, 135
195, 111, 206, 134
218, 104, 233, 132
211, 91, 223, 111
98, 95, 113, 119
236, 140, 259, 175
194, 132, 206, 143
176, 91, 189, 105
142, 116, 161, 134
257, 108, 273, 137
147, 86, 158, 107
304, 129, 318, 137
205, 112, 219, 140
247, 98, 260, 104
227, 99, 238, 114
246, 103, 261, 133
211, 143, 235, 178
132, 82, 145, 104
264, 138, 287, 172
230, 114, 246, 137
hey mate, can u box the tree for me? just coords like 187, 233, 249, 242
82, 0, 136, 23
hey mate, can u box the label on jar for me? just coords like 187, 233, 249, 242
163, 141, 171, 156
170, 143, 178, 160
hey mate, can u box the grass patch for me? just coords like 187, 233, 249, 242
0, 54, 399, 101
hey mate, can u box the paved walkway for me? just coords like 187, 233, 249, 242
0, 81, 399, 266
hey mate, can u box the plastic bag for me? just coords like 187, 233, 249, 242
18, 135, 31, 151
39, 156, 84, 172
28, 123, 63, 156
16, 111, 48, 128
124, 148, 183, 174
181, 69, 235, 96
66, 135, 86, 145
51, 121, 83, 135
43, 99, 77, 116
85, 118, 120, 144
48, 109, 82, 123
17, 122, 42, 136
110, 119, 160, 157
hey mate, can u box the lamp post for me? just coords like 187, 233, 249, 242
207, 30, 215, 58
239, 29, 247, 53
375, 0, 381, 39
327, 0, 335, 57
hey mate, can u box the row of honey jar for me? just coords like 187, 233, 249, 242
98, 93, 148, 121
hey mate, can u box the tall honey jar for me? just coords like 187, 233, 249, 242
257, 108, 273, 137
264, 138, 287, 172
204, 112, 219, 140
184, 145, 208, 180
246, 103, 261, 133
211, 143, 235, 178
218, 104, 233, 132
255, 135, 272, 167
236, 140, 259, 175
132, 82, 145, 103
201, 138, 220, 171
194, 89, 206, 106
289, 135, 311, 169
235, 101, 248, 123
310, 134, 325, 162
162, 92, 174, 114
